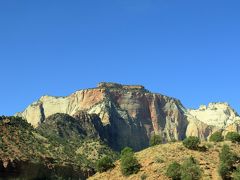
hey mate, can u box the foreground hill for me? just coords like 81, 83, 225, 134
89, 142, 240, 180
0, 115, 117, 179
16, 82, 240, 151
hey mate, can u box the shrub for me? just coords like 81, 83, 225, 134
219, 144, 237, 166
233, 166, 240, 180
149, 134, 162, 146
96, 156, 114, 173
209, 131, 224, 142
120, 147, 140, 176
166, 161, 181, 180
181, 156, 202, 180
155, 157, 164, 163
225, 132, 240, 143
140, 173, 148, 180
205, 142, 214, 149
218, 144, 238, 179
219, 162, 231, 179
183, 136, 200, 150
121, 147, 134, 156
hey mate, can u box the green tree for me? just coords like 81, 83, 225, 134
120, 147, 140, 176
183, 136, 200, 150
219, 162, 231, 179
218, 144, 238, 179
149, 134, 162, 146
225, 132, 240, 143
219, 144, 237, 166
96, 156, 114, 173
181, 156, 202, 180
209, 131, 224, 142
166, 161, 181, 180
121, 147, 134, 156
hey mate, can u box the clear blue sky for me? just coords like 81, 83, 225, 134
0, 0, 240, 115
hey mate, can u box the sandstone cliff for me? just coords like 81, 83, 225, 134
16, 83, 187, 150
16, 83, 240, 150
185, 103, 240, 139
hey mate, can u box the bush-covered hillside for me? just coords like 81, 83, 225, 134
90, 142, 240, 180
0, 115, 117, 179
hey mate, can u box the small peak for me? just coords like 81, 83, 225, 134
207, 102, 231, 110
208, 102, 229, 106
197, 102, 230, 110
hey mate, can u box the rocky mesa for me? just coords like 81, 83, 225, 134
16, 82, 240, 151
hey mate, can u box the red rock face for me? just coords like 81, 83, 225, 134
16, 83, 188, 150
108, 89, 186, 136
68, 88, 106, 110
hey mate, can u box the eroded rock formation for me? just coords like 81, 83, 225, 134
16, 82, 240, 150
185, 103, 240, 139
16, 83, 187, 150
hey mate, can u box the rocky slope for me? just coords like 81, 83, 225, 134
16, 82, 240, 150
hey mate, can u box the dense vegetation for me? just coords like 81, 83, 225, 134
233, 166, 240, 180
96, 156, 114, 173
37, 113, 118, 167
209, 131, 224, 142
181, 156, 202, 180
0, 115, 118, 179
166, 156, 202, 180
166, 161, 181, 180
182, 136, 200, 150
225, 132, 240, 143
120, 147, 140, 176
218, 144, 238, 179
149, 134, 162, 146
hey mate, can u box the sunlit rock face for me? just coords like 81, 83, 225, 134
16, 82, 187, 150
15, 88, 106, 128
185, 103, 240, 139
16, 83, 240, 150
187, 103, 240, 128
